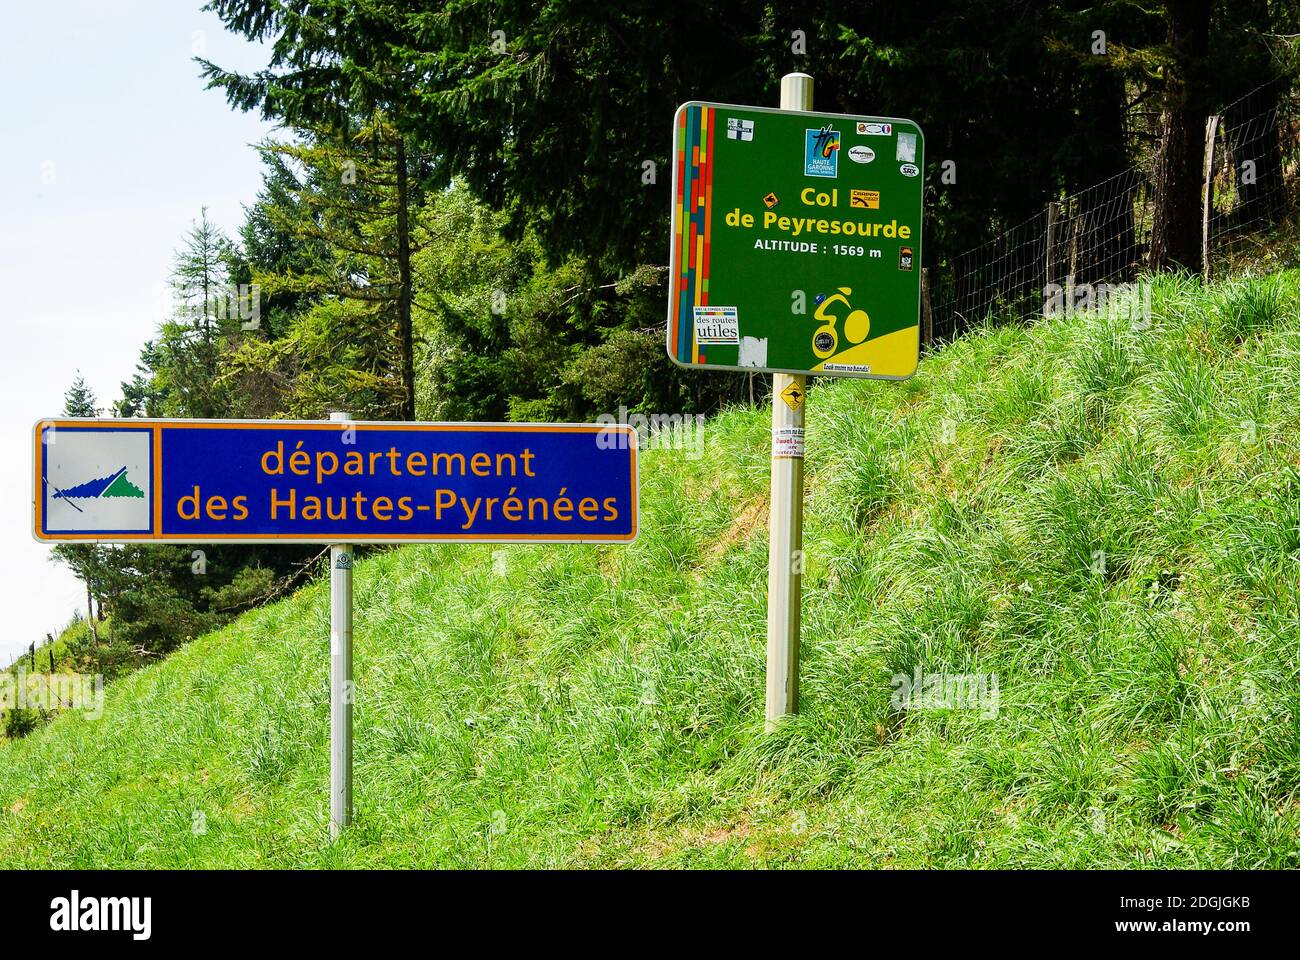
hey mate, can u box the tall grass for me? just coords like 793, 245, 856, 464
1, 270, 1298, 868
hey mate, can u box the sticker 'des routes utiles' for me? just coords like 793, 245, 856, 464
32, 419, 638, 544
667, 102, 924, 379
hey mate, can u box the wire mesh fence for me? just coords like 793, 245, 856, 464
926, 78, 1300, 345
1208, 82, 1300, 258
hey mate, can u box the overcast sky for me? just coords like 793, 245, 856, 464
0, 1, 276, 663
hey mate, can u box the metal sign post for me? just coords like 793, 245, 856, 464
328, 411, 353, 836
766, 73, 812, 730
666, 74, 924, 730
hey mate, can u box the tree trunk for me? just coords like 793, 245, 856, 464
1150, 0, 1212, 273
395, 136, 415, 421
86, 583, 98, 644
1073, 75, 1137, 284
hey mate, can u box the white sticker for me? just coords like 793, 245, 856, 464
899, 163, 920, 178
822, 362, 871, 373
694, 305, 739, 344
738, 336, 768, 367
773, 426, 805, 459
726, 118, 754, 141
896, 132, 917, 162
847, 145, 875, 164
857, 121, 892, 136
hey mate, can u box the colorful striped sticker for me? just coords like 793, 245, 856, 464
670, 105, 715, 365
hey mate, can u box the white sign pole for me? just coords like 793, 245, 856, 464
328, 410, 354, 836
766, 73, 813, 731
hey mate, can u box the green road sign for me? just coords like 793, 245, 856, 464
667, 102, 924, 379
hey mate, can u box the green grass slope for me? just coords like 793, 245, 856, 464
3, 271, 1299, 868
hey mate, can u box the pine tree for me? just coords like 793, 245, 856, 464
1150, 0, 1214, 272
148, 210, 244, 418
62, 374, 99, 418
172, 208, 231, 348
224, 118, 424, 419
114, 341, 167, 418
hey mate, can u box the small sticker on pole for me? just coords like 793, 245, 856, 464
772, 426, 805, 459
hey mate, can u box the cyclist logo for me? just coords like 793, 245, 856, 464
811, 287, 870, 359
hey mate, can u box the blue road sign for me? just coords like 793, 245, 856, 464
33, 420, 638, 544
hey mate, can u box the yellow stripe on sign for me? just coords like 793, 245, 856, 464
812, 325, 920, 378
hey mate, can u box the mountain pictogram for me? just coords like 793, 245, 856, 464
53, 466, 145, 500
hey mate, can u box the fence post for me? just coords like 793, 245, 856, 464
1067, 208, 1079, 290
921, 267, 934, 348
1202, 114, 1221, 281
1044, 201, 1060, 315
